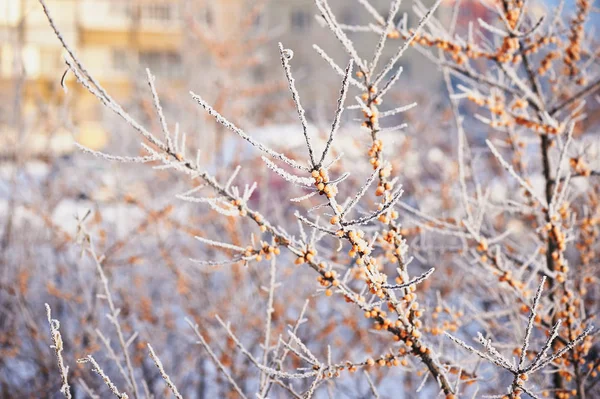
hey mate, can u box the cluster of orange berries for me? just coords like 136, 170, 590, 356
358, 91, 381, 130
355, 74, 379, 98
467, 92, 513, 115
555, 362, 576, 383
375, 182, 390, 197
577, 214, 598, 266
243, 241, 280, 262
332, 353, 409, 375
350, 259, 376, 281
344, 292, 366, 306
475, 237, 503, 267
395, 28, 522, 65
294, 247, 317, 265
514, 116, 560, 134
174, 152, 185, 162
407, 304, 424, 328
476, 238, 489, 254
587, 361, 600, 378
378, 209, 398, 225
375, 169, 394, 200
489, 99, 508, 118
523, 36, 559, 56
347, 230, 387, 299
363, 306, 386, 320
230, 198, 247, 216
316, 269, 339, 297
344, 229, 371, 257
505, 137, 527, 172
497, 36, 521, 63
557, 291, 580, 326
555, 290, 592, 348
428, 324, 454, 336
569, 157, 591, 177
504, 0, 523, 29
379, 228, 408, 266
362, 106, 380, 130
579, 275, 595, 297
386, 14, 569, 73
364, 353, 407, 368
551, 292, 594, 383
557, 202, 570, 221
551, 390, 582, 399
539, 50, 560, 76
364, 306, 427, 350
312, 365, 341, 379
398, 284, 419, 306
364, 306, 409, 333
311, 168, 337, 198
497, 269, 525, 290
513, 345, 538, 362
564, 0, 591, 78
366, 271, 388, 299
251, 213, 268, 232
367, 139, 385, 170
386, 29, 401, 40
338, 229, 387, 298
548, 221, 567, 252
572, 331, 593, 359
366, 290, 428, 341
489, 119, 513, 129
545, 221, 569, 281
378, 164, 392, 181
466, 93, 521, 129
425, 306, 462, 335
466, 93, 486, 107
511, 98, 528, 111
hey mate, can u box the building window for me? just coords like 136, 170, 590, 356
139, 51, 182, 79
112, 49, 128, 72
340, 10, 359, 25
252, 65, 265, 82
201, 6, 213, 26
124, 3, 180, 23
290, 9, 310, 31
141, 4, 173, 22
109, 4, 132, 18
253, 13, 263, 29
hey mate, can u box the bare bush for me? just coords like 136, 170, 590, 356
2, 0, 599, 398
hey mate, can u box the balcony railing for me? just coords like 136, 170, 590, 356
79, 1, 182, 32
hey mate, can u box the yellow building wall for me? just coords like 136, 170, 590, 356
0, 0, 184, 150
79, 30, 182, 51
0, 0, 21, 26
1, 0, 183, 81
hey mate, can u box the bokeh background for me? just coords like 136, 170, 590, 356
1, 0, 598, 398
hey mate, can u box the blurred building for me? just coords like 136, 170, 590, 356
0, 0, 185, 153
0, 0, 444, 154
255, 0, 445, 106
